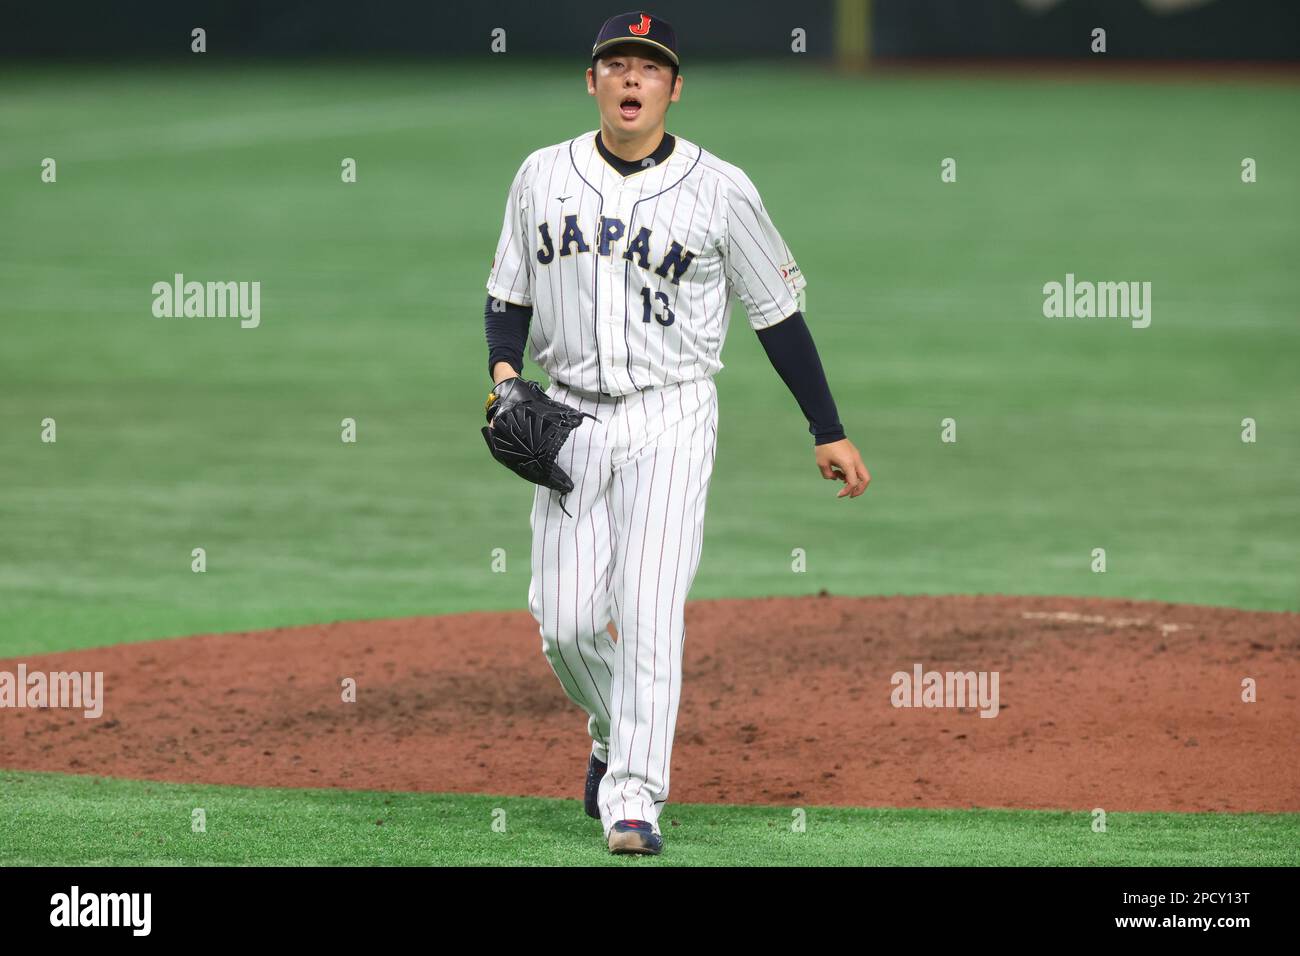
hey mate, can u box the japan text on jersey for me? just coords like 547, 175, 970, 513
486, 130, 808, 396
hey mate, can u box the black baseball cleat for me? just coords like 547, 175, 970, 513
607, 819, 663, 855
584, 753, 607, 819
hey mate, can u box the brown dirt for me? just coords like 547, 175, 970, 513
1, 595, 1297, 812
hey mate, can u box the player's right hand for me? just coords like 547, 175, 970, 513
492, 362, 520, 385
488, 366, 521, 427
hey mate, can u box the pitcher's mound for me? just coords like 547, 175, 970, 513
2, 595, 1296, 812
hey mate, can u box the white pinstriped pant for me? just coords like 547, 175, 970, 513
528, 377, 718, 836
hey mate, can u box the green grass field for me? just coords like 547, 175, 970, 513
1, 62, 1296, 865
3, 771, 1296, 867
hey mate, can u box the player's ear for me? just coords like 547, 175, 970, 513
670, 73, 682, 102
586, 67, 596, 96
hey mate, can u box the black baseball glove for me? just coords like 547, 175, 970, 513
481, 377, 598, 516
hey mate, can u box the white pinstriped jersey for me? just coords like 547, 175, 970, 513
485, 129, 807, 397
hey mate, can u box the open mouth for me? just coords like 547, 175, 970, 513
619, 96, 642, 119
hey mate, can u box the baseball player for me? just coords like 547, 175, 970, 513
482, 11, 870, 855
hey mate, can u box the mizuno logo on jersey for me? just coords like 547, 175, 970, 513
534, 215, 697, 285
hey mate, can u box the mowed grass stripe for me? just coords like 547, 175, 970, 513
0, 771, 1295, 867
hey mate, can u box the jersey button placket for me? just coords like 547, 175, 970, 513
596, 176, 626, 391
597, 185, 621, 391
611, 189, 631, 390
603, 186, 624, 317
595, 195, 616, 392
606, 185, 626, 281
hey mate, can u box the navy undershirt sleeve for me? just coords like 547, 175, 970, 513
484, 294, 532, 378
754, 311, 847, 446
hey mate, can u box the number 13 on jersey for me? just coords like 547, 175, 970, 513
639, 286, 675, 326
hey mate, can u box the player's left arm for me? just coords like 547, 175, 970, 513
723, 171, 870, 499
755, 312, 869, 498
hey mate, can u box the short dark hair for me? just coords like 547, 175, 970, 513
592, 44, 679, 86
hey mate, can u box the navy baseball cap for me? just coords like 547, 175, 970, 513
591, 11, 679, 68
